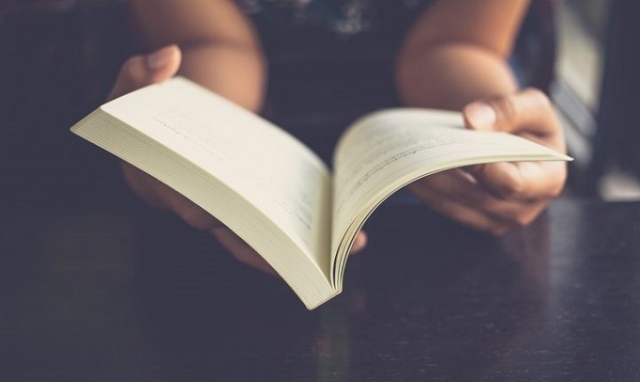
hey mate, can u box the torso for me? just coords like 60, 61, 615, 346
235, 0, 431, 40
234, 0, 432, 61
234, 0, 434, 131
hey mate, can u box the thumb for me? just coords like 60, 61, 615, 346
462, 89, 567, 198
462, 88, 558, 138
108, 44, 181, 101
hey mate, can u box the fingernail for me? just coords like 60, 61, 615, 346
465, 102, 496, 129
146, 46, 175, 70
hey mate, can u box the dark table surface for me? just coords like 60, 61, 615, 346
1, 197, 639, 381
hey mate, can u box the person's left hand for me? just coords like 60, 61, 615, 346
107, 45, 368, 275
408, 88, 567, 235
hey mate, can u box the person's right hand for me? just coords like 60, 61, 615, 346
408, 89, 567, 235
108, 45, 367, 274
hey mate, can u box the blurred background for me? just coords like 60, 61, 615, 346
553, 0, 640, 200
1, 0, 638, 211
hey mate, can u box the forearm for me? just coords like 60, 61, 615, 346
396, 43, 519, 111
395, 0, 528, 110
177, 42, 265, 112
130, 0, 266, 112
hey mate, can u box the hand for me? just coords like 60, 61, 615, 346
108, 46, 366, 273
109, 45, 277, 272
408, 88, 567, 235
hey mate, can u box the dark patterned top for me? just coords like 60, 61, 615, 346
234, 0, 432, 62
230, 1, 435, 140
235, 0, 430, 39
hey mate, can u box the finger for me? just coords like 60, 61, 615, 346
409, 179, 512, 235
410, 169, 521, 216
411, 169, 551, 232
212, 227, 277, 275
414, 178, 548, 234
413, 169, 534, 220
466, 159, 567, 201
349, 230, 368, 254
463, 88, 563, 144
108, 45, 181, 101
121, 162, 166, 208
169, 195, 224, 232
121, 162, 223, 231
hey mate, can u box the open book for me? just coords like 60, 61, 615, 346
71, 77, 571, 309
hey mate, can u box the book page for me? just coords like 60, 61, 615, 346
100, 78, 333, 276
330, 108, 570, 281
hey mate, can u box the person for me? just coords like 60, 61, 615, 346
107, 0, 567, 273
